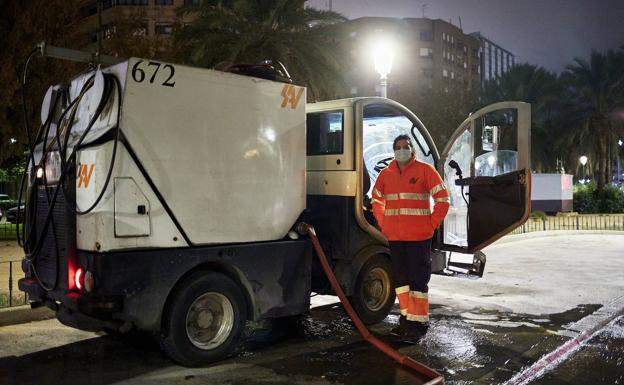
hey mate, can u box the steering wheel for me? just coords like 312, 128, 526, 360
374, 157, 394, 173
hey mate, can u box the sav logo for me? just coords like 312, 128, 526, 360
280, 85, 304, 109
77, 164, 95, 188
409, 177, 419, 184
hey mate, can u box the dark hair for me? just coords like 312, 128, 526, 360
393, 135, 414, 151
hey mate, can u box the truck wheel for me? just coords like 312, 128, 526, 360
161, 272, 247, 366
351, 254, 394, 325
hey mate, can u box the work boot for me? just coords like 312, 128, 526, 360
389, 315, 407, 336
400, 321, 429, 344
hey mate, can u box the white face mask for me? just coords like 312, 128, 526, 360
394, 149, 412, 162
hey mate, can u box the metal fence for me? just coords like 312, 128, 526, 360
0, 259, 28, 309
511, 214, 624, 234
0, 223, 21, 241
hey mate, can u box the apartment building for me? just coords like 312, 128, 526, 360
470, 32, 515, 84
77, 0, 199, 45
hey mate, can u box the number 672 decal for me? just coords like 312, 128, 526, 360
131, 60, 176, 87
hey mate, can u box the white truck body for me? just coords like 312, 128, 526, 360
64, 59, 306, 251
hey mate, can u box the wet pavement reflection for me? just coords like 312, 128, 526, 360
0, 302, 620, 385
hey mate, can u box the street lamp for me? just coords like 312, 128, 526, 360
371, 37, 396, 98
579, 155, 588, 184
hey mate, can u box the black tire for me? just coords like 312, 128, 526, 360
351, 254, 394, 325
160, 272, 247, 366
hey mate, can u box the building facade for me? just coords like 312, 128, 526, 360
470, 32, 515, 85
78, 0, 199, 45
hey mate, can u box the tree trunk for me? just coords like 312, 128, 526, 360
597, 133, 608, 192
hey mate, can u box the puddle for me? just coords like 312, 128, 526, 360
230, 303, 607, 385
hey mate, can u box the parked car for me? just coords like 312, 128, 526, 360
6, 205, 25, 224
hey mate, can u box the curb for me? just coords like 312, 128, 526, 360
490, 230, 624, 247
0, 305, 55, 327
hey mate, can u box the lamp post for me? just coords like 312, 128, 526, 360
579, 155, 588, 184
372, 37, 395, 98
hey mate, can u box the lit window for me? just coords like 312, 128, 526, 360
350, 86, 358, 95
420, 47, 430, 57
451, 71, 455, 79
443, 69, 448, 77
442, 32, 446, 41
349, 31, 357, 38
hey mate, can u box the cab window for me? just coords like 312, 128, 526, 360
306, 111, 344, 155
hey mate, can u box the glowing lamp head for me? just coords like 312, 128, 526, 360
36, 167, 44, 179
579, 155, 588, 166
371, 37, 396, 79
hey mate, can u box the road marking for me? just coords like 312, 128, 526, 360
502, 295, 624, 385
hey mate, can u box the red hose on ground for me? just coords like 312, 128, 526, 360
297, 223, 444, 385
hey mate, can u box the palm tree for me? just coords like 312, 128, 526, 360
563, 50, 624, 191
174, 0, 348, 101
481, 64, 562, 173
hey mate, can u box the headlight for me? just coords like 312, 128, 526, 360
34, 151, 62, 184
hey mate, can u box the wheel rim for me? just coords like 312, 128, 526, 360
185, 292, 234, 350
362, 266, 391, 312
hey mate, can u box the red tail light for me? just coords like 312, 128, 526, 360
75, 268, 84, 290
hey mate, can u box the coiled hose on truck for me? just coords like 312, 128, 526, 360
296, 223, 444, 385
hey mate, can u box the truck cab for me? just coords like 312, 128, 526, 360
304, 97, 531, 323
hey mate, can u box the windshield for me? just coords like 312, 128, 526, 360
362, 104, 434, 197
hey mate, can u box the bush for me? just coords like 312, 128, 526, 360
529, 210, 548, 220
573, 184, 624, 213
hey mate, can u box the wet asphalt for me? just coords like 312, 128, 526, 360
0, 301, 621, 385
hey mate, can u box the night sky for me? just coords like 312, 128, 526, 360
307, 0, 624, 74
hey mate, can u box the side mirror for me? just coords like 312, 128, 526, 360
448, 159, 463, 178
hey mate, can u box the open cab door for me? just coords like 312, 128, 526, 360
439, 102, 531, 256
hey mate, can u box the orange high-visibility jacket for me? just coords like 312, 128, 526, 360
371, 158, 450, 241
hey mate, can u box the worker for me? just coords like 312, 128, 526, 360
371, 134, 450, 343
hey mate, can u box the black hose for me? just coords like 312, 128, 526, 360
21, 65, 123, 294
24, 74, 108, 261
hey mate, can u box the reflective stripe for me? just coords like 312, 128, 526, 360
434, 196, 450, 203
395, 285, 410, 295
399, 192, 429, 200
430, 182, 447, 195
400, 208, 431, 215
400, 308, 408, 316
406, 314, 429, 322
373, 188, 383, 198
371, 198, 385, 206
409, 291, 428, 299
384, 193, 399, 200
384, 208, 431, 216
